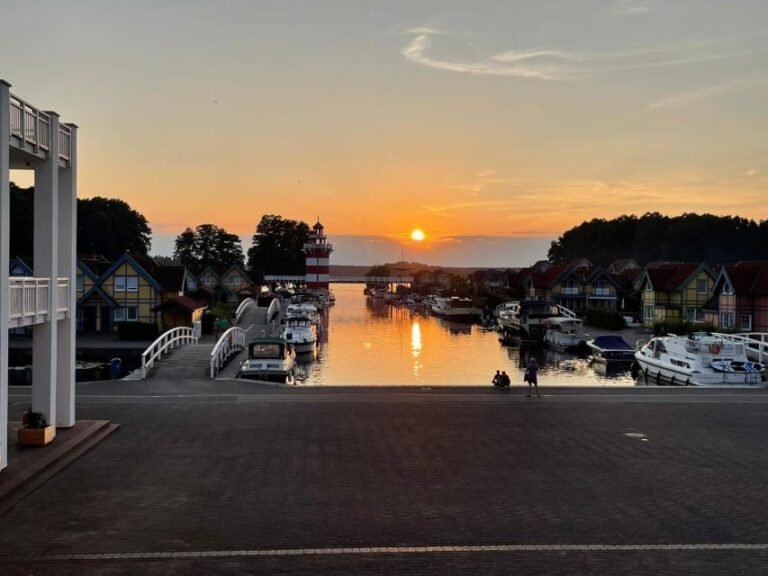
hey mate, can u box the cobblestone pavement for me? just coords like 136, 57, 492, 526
2, 381, 767, 575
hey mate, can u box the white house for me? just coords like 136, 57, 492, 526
1, 80, 78, 471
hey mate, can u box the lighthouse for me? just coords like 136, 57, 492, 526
304, 219, 333, 290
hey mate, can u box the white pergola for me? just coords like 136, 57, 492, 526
0, 80, 78, 471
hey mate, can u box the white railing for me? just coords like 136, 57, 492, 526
140, 326, 199, 379
267, 297, 281, 324
235, 298, 258, 324
57, 278, 70, 315
210, 326, 247, 378
729, 332, 768, 363
9, 277, 50, 326
9, 93, 71, 160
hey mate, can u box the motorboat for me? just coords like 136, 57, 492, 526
497, 301, 576, 344
442, 297, 480, 321
586, 335, 635, 363
543, 317, 588, 352
238, 337, 297, 384
634, 332, 765, 387
286, 303, 320, 325
281, 316, 318, 353
431, 297, 449, 316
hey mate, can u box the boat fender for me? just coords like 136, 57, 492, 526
711, 343, 721, 355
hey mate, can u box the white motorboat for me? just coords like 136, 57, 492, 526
543, 317, 588, 352
442, 297, 480, 321
634, 332, 766, 387
286, 303, 320, 325
281, 317, 318, 353
238, 337, 297, 384
431, 297, 449, 316
497, 301, 576, 344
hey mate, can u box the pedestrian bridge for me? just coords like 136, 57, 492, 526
137, 298, 281, 380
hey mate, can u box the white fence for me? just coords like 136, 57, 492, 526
730, 332, 768, 363
141, 326, 199, 379
9, 93, 72, 161
210, 326, 247, 378
8, 277, 70, 327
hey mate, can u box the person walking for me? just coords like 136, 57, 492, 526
525, 357, 540, 398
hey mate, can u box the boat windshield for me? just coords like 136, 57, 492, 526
249, 344, 282, 358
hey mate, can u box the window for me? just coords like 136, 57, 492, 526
723, 282, 733, 295
76, 275, 84, 292
687, 308, 705, 322
644, 305, 654, 321
697, 279, 708, 294
720, 312, 734, 328
741, 314, 752, 331
114, 276, 138, 292
228, 275, 241, 286
114, 307, 138, 322
204, 276, 213, 287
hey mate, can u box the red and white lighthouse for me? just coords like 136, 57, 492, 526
304, 219, 333, 290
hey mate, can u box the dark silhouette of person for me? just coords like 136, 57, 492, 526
525, 358, 540, 397
492, 370, 501, 387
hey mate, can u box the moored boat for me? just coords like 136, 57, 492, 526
543, 317, 588, 352
281, 317, 318, 353
634, 332, 765, 387
238, 337, 297, 384
442, 297, 480, 321
497, 301, 576, 344
586, 335, 635, 363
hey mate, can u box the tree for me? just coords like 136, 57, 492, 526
172, 224, 244, 271
247, 215, 310, 276
366, 264, 391, 278
78, 197, 152, 258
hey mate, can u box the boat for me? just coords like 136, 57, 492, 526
280, 316, 318, 353
634, 332, 766, 387
286, 302, 320, 325
497, 301, 576, 344
543, 317, 588, 352
238, 337, 297, 383
442, 297, 480, 321
586, 335, 635, 363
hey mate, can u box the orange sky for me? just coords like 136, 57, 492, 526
4, 1, 768, 264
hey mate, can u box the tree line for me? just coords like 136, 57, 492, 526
548, 212, 768, 266
10, 183, 310, 278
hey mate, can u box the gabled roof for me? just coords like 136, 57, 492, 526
98, 253, 165, 292
9, 256, 33, 276
641, 262, 712, 292
77, 258, 101, 282
528, 265, 565, 289
154, 295, 207, 312
79, 284, 119, 307
717, 262, 768, 296
607, 258, 640, 273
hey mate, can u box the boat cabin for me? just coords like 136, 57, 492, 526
247, 338, 292, 360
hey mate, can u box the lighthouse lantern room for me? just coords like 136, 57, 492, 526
303, 219, 333, 290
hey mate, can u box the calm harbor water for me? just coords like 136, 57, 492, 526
295, 284, 637, 386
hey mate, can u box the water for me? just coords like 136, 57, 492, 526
295, 284, 636, 386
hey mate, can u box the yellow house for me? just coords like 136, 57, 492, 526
639, 263, 716, 327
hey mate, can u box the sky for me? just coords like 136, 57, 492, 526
3, 0, 768, 266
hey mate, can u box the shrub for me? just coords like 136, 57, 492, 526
116, 321, 159, 341
653, 320, 721, 336
584, 308, 626, 330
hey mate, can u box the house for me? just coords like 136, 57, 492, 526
525, 262, 619, 314
191, 264, 257, 306
9, 256, 33, 277
638, 262, 716, 327
469, 269, 508, 294
704, 261, 768, 332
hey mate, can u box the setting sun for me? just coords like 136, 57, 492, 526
410, 229, 426, 241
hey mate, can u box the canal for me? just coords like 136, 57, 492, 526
295, 284, 637, 386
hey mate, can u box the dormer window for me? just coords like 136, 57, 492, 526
697, 279, 708, 294
723, 282, 733, 295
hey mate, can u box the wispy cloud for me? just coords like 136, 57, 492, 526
402, 28, 764, 81
647, 77, 766, 109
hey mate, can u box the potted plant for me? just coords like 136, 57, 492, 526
18, 410, 55, 446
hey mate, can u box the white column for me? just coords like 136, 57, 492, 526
56, 124, 77, 428
0, 80, 11, 470
31, 112, 59, 431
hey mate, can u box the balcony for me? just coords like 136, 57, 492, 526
9, 277, 70, 327
8, 92, 72, 167
561, 287, 581, 295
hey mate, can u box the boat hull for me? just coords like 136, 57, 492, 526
635, 354, 765, 387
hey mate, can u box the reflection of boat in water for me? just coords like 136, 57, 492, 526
238, 338, 296, 384
543, 317, 588, 352
439, 318, 472, 335
634, 332, 766, 387
586, 336, 635, 364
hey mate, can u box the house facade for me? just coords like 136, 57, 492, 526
639, 263, 716, 327
705, 261, 768, 332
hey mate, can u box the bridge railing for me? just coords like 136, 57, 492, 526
210, 326, 247, 378
267, 297, 281, 324
235, 298, 258, 324
9, 92, 72, 161
729, 332, 768, 363
141, 326, 199, 379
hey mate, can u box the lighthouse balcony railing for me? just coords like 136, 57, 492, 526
9, 92, 73, 162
